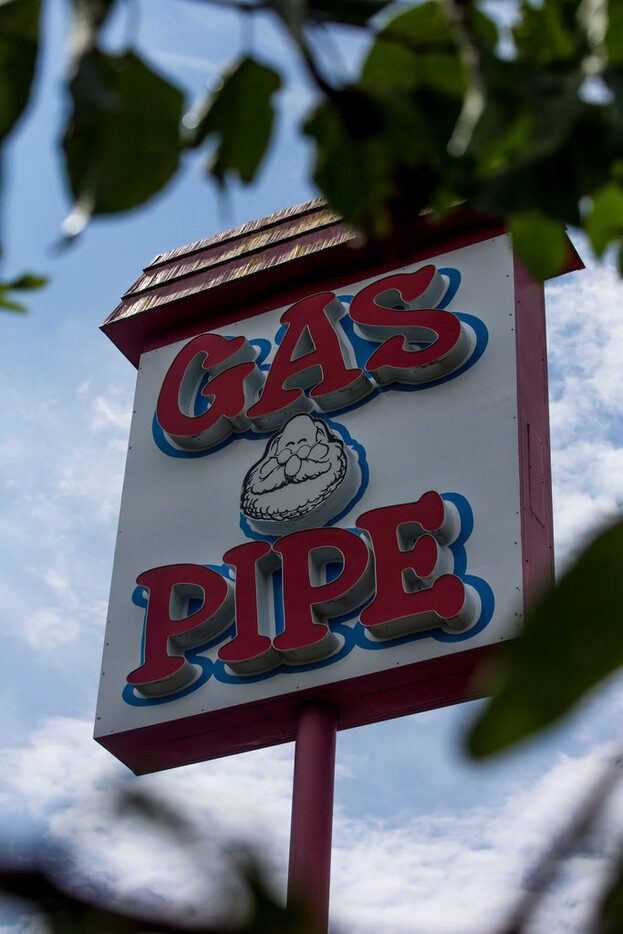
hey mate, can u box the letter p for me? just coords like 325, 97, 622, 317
127, 564, 234, 696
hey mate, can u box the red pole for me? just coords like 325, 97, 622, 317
287, 703, 338, 932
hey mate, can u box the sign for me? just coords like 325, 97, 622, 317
95, 222, 559, 775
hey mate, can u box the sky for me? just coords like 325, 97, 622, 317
1, 1, 623, 932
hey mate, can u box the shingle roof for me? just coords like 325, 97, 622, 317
101, 199, 581, 367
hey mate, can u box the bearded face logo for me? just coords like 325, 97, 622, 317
240, 414, 360, 535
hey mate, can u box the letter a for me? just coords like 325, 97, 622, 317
247, 293, 371, 432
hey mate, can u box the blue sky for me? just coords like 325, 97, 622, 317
2, 2, 623, 932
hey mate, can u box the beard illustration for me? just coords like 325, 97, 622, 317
241, 414, 359, 534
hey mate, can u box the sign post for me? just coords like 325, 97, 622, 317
95, 200, 581, 924
287, 704, 337, 930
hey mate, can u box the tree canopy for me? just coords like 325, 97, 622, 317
2, 2, 623, 930
2, 0, 623, 306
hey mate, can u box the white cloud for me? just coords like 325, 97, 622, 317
332, 745, 621, 934
0, 717, 292, 926
548, 266, 623, 420
147, 48, 230, 78
90, 391, 132, 435
545, 261, 623, 565
0, 916, 45, 934
1, 717, 622, 933
0, 369, 132, 653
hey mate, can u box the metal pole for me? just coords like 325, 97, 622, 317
287, 703, 338, 932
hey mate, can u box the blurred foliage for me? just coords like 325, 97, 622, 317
0, 788, 317, 933
63, 50, 184, 220
0, 267, 47, 311
0, 0, 39, 142
188, 56, 281, 185
0, 862, 315, 933
597, 846, 623, 934
0, 0, 622, 276
468, 519, 623, 758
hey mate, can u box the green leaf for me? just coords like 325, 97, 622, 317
0, 0, 41, 142
0, 269, 47, 312
470, 58, 582, 165
62, 50, 184, 221
605, 0, 623, 65
6, 271, 47, 289
191, 57, 281, 185
510, 212, 569, 280
304, 79, 460, 237
474, 91, 613, 227
0, 290, 26, 312
267, 0, 387, 30
513, 0, 587, 64
366, 1, 496, 55
265, 0, 304, 36
375, 1, 456, 48
304, 95, 395, 236
475, 112, 533, 174
586, 182, 623, 255
0, 857, 316, 933
363, 0, 458, 91
468, 519, 623, 758
364, 43, 465, 96
362, 2, 497, 96
304, 0, 389, 26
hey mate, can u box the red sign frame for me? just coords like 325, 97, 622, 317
97, 205, 581, 774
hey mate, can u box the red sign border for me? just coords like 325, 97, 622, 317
97, 231, 568, 774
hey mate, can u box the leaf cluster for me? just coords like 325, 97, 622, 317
3, 0, 623, 285
0, 863, 314, 933
0, 789, 316, 932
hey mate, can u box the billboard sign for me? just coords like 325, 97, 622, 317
95, 230, 555, 774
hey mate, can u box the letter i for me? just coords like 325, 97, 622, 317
218, 542, 281, 675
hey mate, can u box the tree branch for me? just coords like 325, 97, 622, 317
443, 0, 486, 156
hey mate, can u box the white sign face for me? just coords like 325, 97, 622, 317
95, 233, 526, 760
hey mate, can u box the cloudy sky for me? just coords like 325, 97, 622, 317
1, 2, 623, 932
